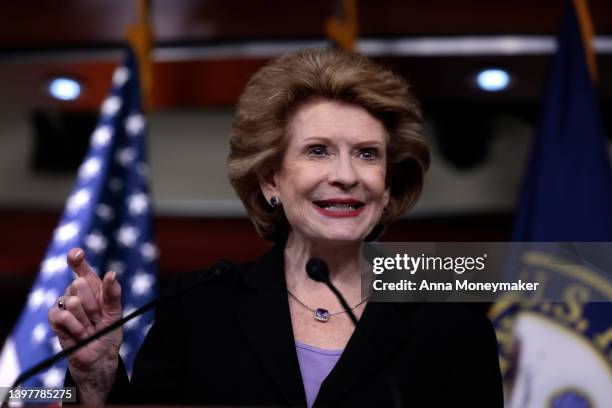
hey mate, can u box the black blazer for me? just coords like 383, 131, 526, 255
73, 241, 503, 407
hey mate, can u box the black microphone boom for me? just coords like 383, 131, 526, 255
306, 258, 359, 327
7, 260, 234, 393
305, 257, 403, 408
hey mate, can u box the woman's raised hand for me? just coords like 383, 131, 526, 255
48, 248, 123, 405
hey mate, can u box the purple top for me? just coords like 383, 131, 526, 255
295, 341, 343, 408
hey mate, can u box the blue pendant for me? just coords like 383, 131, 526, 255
314, 308, 330, 322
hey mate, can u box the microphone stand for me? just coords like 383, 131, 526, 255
306, 257, 403, 408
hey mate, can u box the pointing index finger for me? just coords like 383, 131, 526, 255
67, 247, 101, 292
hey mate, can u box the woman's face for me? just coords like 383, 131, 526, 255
262, 99, 390, 243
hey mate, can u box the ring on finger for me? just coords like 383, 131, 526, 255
57, 296, 67, 311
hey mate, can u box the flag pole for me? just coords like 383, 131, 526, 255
325, 0, 359, 52
125, 0, 154, 113
572, 0, 598, 82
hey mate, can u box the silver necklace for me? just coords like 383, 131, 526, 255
287, 289, 368, 322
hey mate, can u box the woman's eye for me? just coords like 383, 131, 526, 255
308, 145, 327, 157
359, 148, 378, 160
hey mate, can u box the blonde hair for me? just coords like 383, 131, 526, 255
228, 48, 429, 241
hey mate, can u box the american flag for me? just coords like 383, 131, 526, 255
0, 48, 158, 394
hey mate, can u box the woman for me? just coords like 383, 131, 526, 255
49, 48, 503, 407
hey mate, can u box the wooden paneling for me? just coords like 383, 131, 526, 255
1, 1, 612, 48
12, 56, 612, 112
2, 1, 612, 112
0, 209, 512, 278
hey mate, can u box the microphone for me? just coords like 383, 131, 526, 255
306, 258, 358, 327
7, 260, 234, 394
306, 257, 402, 408
305, 257, 329, 282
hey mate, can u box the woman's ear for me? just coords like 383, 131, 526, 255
259, 171, 280, 204
383, 188, 391, 208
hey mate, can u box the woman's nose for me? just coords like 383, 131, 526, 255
329, 154, 358, 189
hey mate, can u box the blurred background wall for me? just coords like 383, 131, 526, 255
1, 0, 611, 345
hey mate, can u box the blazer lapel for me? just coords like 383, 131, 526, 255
314, 302, 419, 407
236, 242, 307, 406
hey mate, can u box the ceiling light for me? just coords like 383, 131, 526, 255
476, 69, 510, 92
48, 77, 81, 101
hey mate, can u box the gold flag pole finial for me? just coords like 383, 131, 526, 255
125, 0, 154, 112
325, 0, 359, 52
572, 0, 598, 82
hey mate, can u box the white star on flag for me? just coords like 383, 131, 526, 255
31, 323, 47, 344
123, 306, 140, 329
66, 189, 91, 213
140, 242, 158, 261
79, 157, 102, 179
101, 95, 122, 116
41, 255, 67, 278
85, 232, 108, 254
125, 114, 145, 136
41, 367, 64, 388
131, 272, 154, 296
107, 259, 125, 276
117, 225, 139, 247
27, 288, 45, 310
116, 147, 136, 166
92, 125, 113, 147
44, 289, 59, 308
49, 336, 62, 354
96, 203, 114, 221
119, 343, 131, 359
128, 193, 149, 216
54, 221, 80, 244
112, 66, 130, 86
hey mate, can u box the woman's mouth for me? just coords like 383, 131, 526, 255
312, 199, 366, 217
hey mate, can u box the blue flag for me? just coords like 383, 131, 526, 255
491, 1, 612, 406
0, 48, 158, 392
